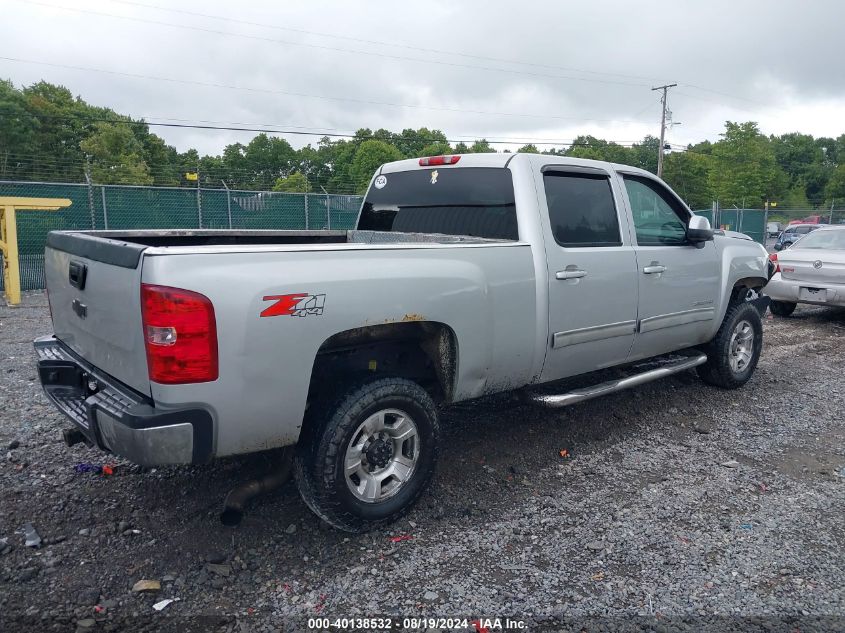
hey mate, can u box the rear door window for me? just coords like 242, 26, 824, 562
542, 172, 621, 247
359, 167, 517, 240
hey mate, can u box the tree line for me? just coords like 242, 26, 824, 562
2, 80, 845, 210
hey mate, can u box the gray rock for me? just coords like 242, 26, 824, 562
693, 420, 713, 434
19, 567, 38, 582
585, 541, 605, 551
721, 460, 740, 468
78, 528, 90, 537
285, 523, 297, 535
205, 551, 227, 564
423, 591, 438, 601
211, 577, 226, 589
78, 589, 100, 605
7, 439, 20, 450
207, 563, 231, 577
23, 522, 41, 548
76, 619, 96, 629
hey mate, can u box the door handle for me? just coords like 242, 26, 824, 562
556, 269, 587, 280
642, 264, 667, 274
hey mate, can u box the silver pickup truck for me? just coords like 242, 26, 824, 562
35, 153, 771, 531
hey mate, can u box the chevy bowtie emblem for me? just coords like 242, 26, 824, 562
813, 260, 823, 269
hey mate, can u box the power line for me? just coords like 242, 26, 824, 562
96, 0, 795, 112
15, 0, 652, 89
0, 56, 655, 125
678, 83, 770, 108
12, 2, 782, 122
0, 109, 648, 148
103, 0, 671, 85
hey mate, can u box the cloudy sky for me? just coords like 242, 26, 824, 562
2, 0, 844, 155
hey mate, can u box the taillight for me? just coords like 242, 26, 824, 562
768, 252, 780, 274
419, 155, 460, 166
141, 284, 218, 384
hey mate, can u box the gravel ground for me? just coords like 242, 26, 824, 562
1, 291, 844, 632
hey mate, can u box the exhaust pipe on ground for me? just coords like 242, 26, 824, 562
220, 448, 294, 527
62, 427, 89, 447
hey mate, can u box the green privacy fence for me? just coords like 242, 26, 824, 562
0, 180, 362, 291
693, 208, 767, 245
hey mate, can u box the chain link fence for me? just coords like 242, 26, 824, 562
693, 207, 767, 244
0, 180, 362, 291
694, 203, 845, 245
6, 180, 843, 293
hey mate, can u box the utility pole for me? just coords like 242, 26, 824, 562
196, 163, 202, 228
652, 83, 677, 178
221, 179, 232, 229
84, 157, 96, 230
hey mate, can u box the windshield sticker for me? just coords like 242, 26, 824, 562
430, 170, 439, 185
261, 293, 325, 318
374, 175, 387, 189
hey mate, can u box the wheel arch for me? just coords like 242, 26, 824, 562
307, 321, 459, 406
732, 276, 768, 292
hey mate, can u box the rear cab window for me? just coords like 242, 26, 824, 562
358, 167, 518, 240
542, 171, 621, 247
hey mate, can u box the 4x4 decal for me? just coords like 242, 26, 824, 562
261, 293, 325, 318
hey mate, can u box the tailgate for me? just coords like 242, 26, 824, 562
44, 232, 151, 395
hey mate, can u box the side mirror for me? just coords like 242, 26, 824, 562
687, 215, 714, 243
773, 243, 783, 251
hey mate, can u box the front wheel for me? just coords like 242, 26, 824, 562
770, 300, 797, 317
697, 301, 763, 389
294, 377, 439, 532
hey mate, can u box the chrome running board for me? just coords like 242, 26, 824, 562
526, 352, 708, 408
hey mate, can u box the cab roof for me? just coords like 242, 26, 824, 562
378, 152, 656, 180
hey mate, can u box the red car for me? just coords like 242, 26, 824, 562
788, 215, 823, 225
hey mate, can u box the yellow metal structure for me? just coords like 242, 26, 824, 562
1, 197, 72, 305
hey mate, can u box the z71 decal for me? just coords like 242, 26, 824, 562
261, 293, 326, 318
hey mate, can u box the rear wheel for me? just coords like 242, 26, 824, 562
770, 300, 797, 317
295, 377, 439, 532
697, 301, 763, 389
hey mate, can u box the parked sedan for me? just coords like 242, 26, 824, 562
773, 223, 826, 250
766, 226, 845, 316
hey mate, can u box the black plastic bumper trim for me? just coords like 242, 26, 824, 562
34, 336, 214, 463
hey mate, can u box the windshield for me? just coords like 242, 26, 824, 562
358, 167, 518, 240
794, 229, 845, 250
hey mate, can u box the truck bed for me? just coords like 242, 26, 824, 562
48, 229, 506, 253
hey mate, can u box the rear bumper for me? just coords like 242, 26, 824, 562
763, 273, 845, 307
34, 336, 214, 466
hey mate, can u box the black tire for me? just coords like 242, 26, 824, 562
294, 377, 439, 532
770, 300, 797, 317
697, 301, 763, 389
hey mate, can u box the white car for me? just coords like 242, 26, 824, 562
765, 226, 845, 316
